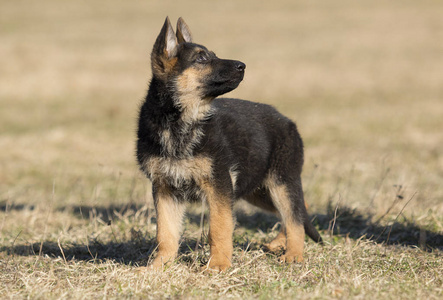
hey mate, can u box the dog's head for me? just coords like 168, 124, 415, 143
151, 17, 245, 101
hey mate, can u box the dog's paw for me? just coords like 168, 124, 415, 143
208, 263, 231, 273
264, 241, 286, 253
202, 257, 232, 273
135, 266, 152, 273
135, 262, 164, 273
136, 254, 175, 272
151, 255, 175, 269
278, 252, 303, 263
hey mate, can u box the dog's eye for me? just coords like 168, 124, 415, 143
196, 54, 208, 63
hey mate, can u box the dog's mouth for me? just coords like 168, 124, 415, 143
209, 67, 245, 86
226, 76, 244, 88
203, 77, 243, 97
212, 75, 244, 86
199, 59, 245, 98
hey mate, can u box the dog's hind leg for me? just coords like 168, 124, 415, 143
265, 175, 305, 263
150, 184, 186, 270
243, 188, 287, 252
264, 225, 287, 253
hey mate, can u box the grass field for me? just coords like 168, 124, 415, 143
1, 0, 442, 298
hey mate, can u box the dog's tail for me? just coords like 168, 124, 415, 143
303, 211, 323, 244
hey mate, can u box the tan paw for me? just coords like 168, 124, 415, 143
278, 252, 303, 263
134, 261, 165, 273
135, 266, 150, 273
153, 255, 174, 268
204, 256, 232, 273
264, 241, 286, 253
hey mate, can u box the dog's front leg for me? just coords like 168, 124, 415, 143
150, 185, 186, 270
200, 180, 234, 272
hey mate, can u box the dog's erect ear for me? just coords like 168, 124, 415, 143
153, 17, 178, 58
151, 17, 178, 78
176, 17, 193, 44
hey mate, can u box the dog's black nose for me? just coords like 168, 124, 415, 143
236, 61, 246, 72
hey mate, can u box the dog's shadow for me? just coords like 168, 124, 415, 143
1, 203, 442, 265
0, 206, 271, 266
0, 239, 155, 265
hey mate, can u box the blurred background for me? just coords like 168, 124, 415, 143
1, 0, 442, 224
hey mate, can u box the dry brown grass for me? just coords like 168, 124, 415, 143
1, 0, 442, 299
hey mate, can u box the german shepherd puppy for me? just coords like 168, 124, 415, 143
137, 17, 322, 272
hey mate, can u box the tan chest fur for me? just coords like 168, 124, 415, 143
144, 155, 213, 188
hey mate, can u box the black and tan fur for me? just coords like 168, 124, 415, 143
137, 17, 322, 272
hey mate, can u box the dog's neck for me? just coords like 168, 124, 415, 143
144, 77, 213, 157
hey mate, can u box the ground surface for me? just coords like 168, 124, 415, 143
1, 0, 442, 299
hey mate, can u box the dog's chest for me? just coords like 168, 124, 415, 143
159, 126, 204, 157
143, 155, 212, 188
